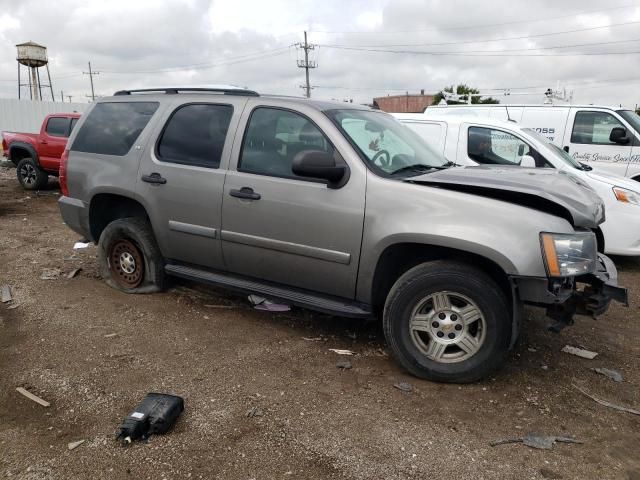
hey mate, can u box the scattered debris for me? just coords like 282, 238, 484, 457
66, 268, 82, 279
73, 241, 90, 250
116, 393, 184, 445
302, 336, 323, 342
336, 359, 352, 369
491, 432, 582, 449
572, 384, 640, 416
40, 268, 61, 280
104, 333, 118, 338
393, 382, 413, 393
561, 345, 598, 359
7, 303, 20, 310
203, 304, 237, 309
248, 295, 291, 312
592, 367, 623, 383
246, 406, 264, 418
16, 387, 50, 407
1, 285, 12, 303
67, 440, 85, 451
329, 348, 354, 355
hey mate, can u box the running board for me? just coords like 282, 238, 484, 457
165, 264, 373, 318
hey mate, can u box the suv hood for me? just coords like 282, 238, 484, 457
408, 166, 605, 229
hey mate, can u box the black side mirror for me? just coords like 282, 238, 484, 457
292, 150, 347, 188
609, 127, 630, 145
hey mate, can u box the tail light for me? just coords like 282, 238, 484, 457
59, 149, 70, 196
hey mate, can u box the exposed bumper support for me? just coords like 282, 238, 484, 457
511, 254, 628, 332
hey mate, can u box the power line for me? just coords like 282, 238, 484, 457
318, 44, 640, 57
309, 3, 639, 34
321, 20, 640, 48
100, 47, 291, 74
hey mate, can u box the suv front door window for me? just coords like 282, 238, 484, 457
467, 126, 534, 166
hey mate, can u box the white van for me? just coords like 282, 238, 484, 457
394, 113, 640, 256
424, 104, 640, 180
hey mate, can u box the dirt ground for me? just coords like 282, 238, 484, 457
0, 163, 639, 480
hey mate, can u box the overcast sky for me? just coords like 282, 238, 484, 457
0, 0, 638, 107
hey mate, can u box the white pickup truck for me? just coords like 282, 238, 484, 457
394, 113, 640, 256
424, 104, 640, 181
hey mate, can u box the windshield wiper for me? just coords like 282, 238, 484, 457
391, 163, 452, 176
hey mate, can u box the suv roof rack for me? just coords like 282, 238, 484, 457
113, 87, 259, 97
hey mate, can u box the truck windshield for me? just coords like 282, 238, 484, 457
325, 109, 450, 177
522, 128, 584, 169
617, 110, 640, 135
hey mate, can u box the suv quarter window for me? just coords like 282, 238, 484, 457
239, 107, 334, 180
71, 102, 159, 156
46, 117, 71, 137
571, 111, 626, 145
156, 103, 233, 168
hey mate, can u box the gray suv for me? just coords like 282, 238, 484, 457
58, 87, 627, 383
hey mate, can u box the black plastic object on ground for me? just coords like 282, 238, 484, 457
116, 393, 184, 444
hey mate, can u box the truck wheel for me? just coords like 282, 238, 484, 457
16, 157, 48, 190
98, 218, 166, 294
383, 261, 511, 383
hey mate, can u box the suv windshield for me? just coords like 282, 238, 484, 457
617, 110, 640, 136
522, 128, 584, 169
325, 109, 450, 176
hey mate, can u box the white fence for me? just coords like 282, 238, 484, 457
0, 98, 90, 134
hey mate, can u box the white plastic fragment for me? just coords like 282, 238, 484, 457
592, 367, 623, 383
67, 440, 85, 450
73, 241, 90, 250
1, 285, 12, 303
561, 345, 598, 359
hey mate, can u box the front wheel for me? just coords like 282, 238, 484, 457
98, 218, 166, 294
383, 261, 511, 383
16, 157, 48, 190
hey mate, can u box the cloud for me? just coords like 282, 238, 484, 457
0, 0, 638, 107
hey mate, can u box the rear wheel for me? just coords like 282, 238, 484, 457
98, 218, 166, 293
383, 261, 511, 383
16, 157, 48, 190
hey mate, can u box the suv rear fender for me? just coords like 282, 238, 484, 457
9, 142, 39, 166
88, 192, 150, 243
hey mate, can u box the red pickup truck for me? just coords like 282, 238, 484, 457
2, 112, 81, 190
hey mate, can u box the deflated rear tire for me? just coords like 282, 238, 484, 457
383, 261, 511, 383
16, 157, 48, 190
98, 218, 166, 294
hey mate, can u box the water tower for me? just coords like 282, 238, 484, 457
17, 41, 55, 101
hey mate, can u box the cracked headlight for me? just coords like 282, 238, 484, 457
540, 232, 597, 277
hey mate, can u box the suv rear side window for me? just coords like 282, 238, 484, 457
71, 102, 159, 156
46, 117, 70, 137
571, 111, 625, 145
157, 104, 233, 168
239, 107, 333, 179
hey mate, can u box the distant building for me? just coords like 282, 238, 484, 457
373, 90, 435, 113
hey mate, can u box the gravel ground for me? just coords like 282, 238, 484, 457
1, 163, 639, 480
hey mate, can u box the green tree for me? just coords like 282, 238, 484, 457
432, 84, 499, 105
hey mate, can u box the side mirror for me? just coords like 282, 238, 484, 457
609, 127, 630, 145
520, 155, 536, 168
292, 150, 347, 188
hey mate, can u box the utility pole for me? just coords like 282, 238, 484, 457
295, 31, 317, 98
67, 95, 72, 103
83, 61, 100, 101
61, 90, 64, 102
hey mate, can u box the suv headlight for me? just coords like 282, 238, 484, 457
540, 232, 597, 277
613, 186, 640, 205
